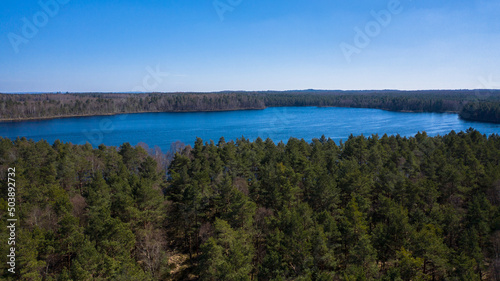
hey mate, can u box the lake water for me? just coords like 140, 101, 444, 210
1, 107, 499, 152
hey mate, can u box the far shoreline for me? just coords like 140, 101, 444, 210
0, 107, 269, 123
1, 90, 499, 124
1, 106, 495, 125
0, 105, 474, 124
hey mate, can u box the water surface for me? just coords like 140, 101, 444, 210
1, 107, 499, 152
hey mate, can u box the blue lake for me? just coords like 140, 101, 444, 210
1, 107, 499, 152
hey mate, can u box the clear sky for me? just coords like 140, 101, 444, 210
1, 0, 499, 92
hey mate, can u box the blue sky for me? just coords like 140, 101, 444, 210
1, 0, 499, 92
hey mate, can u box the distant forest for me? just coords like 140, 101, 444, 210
1, 129, 499, 280
1, 90, 500, 123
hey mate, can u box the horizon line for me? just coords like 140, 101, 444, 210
2, 89, 500, 95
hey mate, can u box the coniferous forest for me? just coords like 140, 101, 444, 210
0, 129, 499, 280
1, 90, 500, 123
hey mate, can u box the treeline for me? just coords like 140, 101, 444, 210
1, 90, 500, 123
460, 102, 500, 123
1, 129, 500, 280
0, 93, 266, 120
0, 139, 172, 280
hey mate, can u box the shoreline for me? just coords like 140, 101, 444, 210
0, 106, 498, 125
1, 91, 499, 124
0, 107, 268, 122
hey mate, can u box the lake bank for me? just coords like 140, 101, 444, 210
1, 107, 499, 152
2, 90, 500, 123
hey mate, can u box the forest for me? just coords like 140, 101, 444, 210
1, 90, 500, 123
1, 129, 499, 280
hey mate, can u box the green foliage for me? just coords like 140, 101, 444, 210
2, 90, 500, 123
1, 128, 499, 280
461, 101, 500, 123
199, 219, 254, 281
0, 139, 165, 280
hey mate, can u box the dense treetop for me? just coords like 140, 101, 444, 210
1, 90, 500, 123
1, 129, 499, 280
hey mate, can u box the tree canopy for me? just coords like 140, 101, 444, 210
1, 129, 499, 280
1, 90, 500, 123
